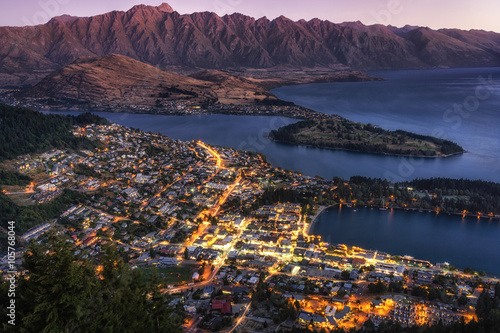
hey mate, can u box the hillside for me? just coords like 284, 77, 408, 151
0, 104, 109, 244
1, 3, 500, 86
0, 103, 106, 161
188, 69, 277, 105
270, 119, 464, 157
20, 55, 283, 109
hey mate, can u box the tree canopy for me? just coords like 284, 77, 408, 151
0, 234, 183, 332
0, 104, 108, 161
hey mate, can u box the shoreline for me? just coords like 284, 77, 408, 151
358, 205, 500, 221
33, 105, 344, 122
270, 137, 465, 159
307, 204, 500, 279
305, 204, 337, 237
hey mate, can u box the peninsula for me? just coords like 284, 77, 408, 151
270, 119, 464, 157
8, 54, 381, 116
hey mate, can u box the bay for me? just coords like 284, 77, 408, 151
312, 206, 500, 277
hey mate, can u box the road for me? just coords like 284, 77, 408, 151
4, 190, 35, 195
166, 218, 250, 295
223, 272, 275, 333
197, 141, 222, 168
212, 174, 241, 216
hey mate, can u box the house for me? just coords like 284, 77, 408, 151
21, 223, 51, 242
325, 305, 337, 316
212, 298, 232, 314
334, 306, 351, 321
298, 311, 327, 326
202, 285, 214, 298
184, 305, 196, 314
349, 270, 360, 280
207, 316, 223, 330
351, 258, 366, 266
457, 285, 472, 294
157, 257, 180, 266
232, 286, 249, 296
248, 276, 259, 284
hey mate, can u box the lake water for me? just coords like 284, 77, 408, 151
274, 67, 500, 182
312, 206, 500, 277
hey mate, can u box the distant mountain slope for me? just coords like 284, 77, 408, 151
20, 54, 281, 108
1, 3, 500, 86
188, 69, 276, 104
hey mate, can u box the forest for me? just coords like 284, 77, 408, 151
0, 171, 31, 186
333, 176, 500, 216
0, 235, 184, 332
0, 104, 108, 161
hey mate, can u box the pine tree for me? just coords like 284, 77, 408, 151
11, 234, 183, 333
18, 234, 97, 332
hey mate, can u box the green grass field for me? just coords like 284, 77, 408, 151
139, 264, 199, 286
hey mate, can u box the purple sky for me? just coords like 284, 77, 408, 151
1, 0, 499, 32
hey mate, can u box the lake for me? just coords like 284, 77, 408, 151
274, 67, 500, 182
47, 67, 500, 182
312, 206, 500, 277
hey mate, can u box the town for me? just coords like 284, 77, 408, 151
0, 89, 342, 121
1, 122, 497, 333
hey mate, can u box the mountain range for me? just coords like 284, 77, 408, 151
1, 3, 500, 87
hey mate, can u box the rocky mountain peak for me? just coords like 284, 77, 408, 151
128, 3, 174, 14
48, 14, 79, 23
1, 5, 500, 87
157, 2, 174, 13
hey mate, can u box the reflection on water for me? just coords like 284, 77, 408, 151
312, 206, 500, 276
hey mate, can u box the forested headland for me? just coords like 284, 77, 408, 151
334, 176, 500, 216
270, 120, 464, 157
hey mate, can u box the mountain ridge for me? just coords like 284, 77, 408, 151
1, 3, 500, 86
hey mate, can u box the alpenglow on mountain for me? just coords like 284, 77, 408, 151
1, 3, 500, 86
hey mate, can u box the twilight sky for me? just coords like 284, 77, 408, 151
1, 0, 499, 32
